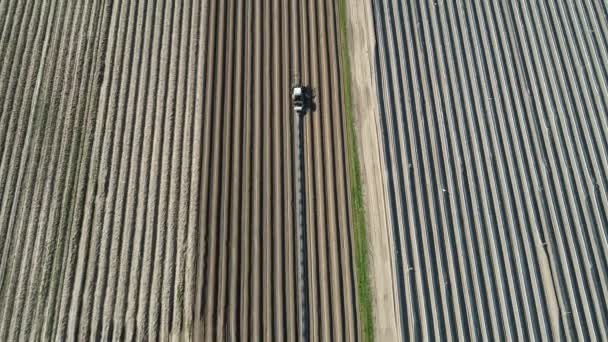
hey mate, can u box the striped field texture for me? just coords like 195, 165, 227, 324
372, 0, 608, 340
0, 0, 361, 341
0, 0, 204, 340
195, 0, 359, 340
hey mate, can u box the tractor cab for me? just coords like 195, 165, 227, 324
292, 84, 313, 115
292, 74, 313, 115
292, 86, 305, 114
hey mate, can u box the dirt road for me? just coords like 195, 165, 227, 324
343, 0, 401, 341
196, 0, 359, 340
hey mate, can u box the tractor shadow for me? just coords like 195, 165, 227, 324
302, 86, 317, 114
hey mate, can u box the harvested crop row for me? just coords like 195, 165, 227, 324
0, 0, 358, 340
0, 0, 205, 340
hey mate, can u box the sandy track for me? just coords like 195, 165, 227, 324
343, 0, 402, 340
0, 0, 205, 340
372, 0, 608, 340
195, 0, 359, 340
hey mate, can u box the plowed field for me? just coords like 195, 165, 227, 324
0, 0, 359, 340
0, 0, 205, 339
196, 0, 359, 340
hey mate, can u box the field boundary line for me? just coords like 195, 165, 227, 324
336, 0, 376, 340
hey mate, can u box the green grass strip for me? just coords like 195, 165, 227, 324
336, 1, 374, 341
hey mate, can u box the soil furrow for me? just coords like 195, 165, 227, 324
0, 0, 358, 340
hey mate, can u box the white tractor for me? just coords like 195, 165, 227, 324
292, 74, 313, 115
292, 86, 305, 114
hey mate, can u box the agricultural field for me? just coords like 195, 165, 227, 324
0, 0, 205, 340
0, 0, 360, 340
3, 0, 608, 341
196, 0, 359, 341
370, 0, 608, 340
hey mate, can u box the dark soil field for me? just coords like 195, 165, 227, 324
372, 0, 608, 340
196, 0, 359, 340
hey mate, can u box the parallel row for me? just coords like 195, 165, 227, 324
196, 0, 359, 340
0, 0, 204, 340
300, 0, 359, 341
373, 0, 608, 340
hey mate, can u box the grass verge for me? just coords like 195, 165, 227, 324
336, 1, 374, 341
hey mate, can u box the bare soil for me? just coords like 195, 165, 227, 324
344, 0, 402, 340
